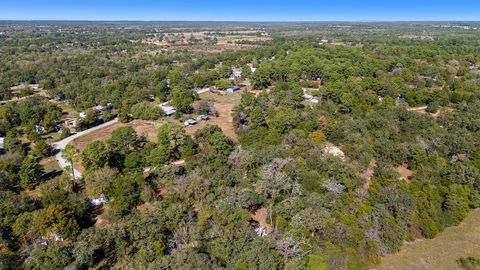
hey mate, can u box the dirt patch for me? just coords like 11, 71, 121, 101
397, 165, 413, 182
251, 207, 273, 236
130, 119, 165, 142
363, 160, 377, 189
40, 156, 61, 173
94, 206, 109, 228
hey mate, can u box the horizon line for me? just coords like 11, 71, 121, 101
0, 19, 479, 23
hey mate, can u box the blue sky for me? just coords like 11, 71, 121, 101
1, 0, 479, 21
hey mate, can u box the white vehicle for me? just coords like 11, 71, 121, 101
196, 115, 209, 121
184, 119, 197, 126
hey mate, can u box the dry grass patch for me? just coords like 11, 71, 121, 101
186, 92, 241, 141
397, 165, 413, 182
374, 208, 480, 270
71, 120, 166, 151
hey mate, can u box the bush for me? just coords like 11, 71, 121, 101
130, 102, 163, 120
458, 257, 480, 270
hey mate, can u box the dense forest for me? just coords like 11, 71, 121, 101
1, 22, 480, 269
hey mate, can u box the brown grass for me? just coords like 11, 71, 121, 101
374, 208, 480, 270
397, 165, 413, 182
363, 160, 377, 189
71, 119, 165, 151
40, 156, 61, 173
251, 207, 273, 235
186, 91, 241, 141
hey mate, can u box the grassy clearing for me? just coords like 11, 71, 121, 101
189, 91, 241, 141
375, 208, 480, 270
70, 119, 168, 151
40, 156, 62, 180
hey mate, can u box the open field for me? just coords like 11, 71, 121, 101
187, 91, 241, 141
141, 29, 271, 51
71, 119, 166, 151
374, 208, 480, 270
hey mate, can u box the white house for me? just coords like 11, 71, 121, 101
79, 112, 87, 119
0, 137, 4, 150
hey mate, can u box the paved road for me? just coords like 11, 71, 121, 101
53, 118, 119, 179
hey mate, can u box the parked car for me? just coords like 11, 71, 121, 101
184, 119, 197, 126
196, 115, 209, 121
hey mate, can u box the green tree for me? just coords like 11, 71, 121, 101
82, 141, 110, 171
123, 151, 144, 172
106, 174, 144, 215
32, 139, 53, 158
33, 204, 80, 239
62, 145, 80, 184
24, 244, 73, 270
107, 126, 139, 156
0, 251, 22, 270
19, 157, 43, 189
169, 86, 194, 114
4, 130, 23, 154
249, 106, 267, 129
147, 144, 173, 167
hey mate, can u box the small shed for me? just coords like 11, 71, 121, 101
160, 105, 177, 116
226, 87, 240, 93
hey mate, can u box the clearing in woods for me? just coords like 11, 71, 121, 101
71, 92, 241, 151
68, 92, 240, 173
374, 208, 480, 270
187, 91, 241, 141
71, 119, 165, 151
